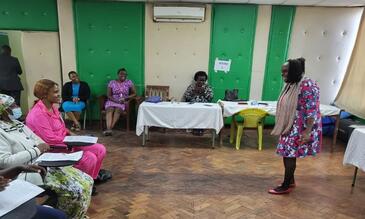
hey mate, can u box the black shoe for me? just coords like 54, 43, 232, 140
92, 185, 98, 196
95, 169, 112, 184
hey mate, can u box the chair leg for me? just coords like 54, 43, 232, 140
236, 125, 243, 150
126, 115, 130, 132
230, 120, 236, 144
100, 117, 103, 131
83, 110, 87, 130
258, 125, 263, 151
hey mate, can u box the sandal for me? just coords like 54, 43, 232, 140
74, 124, 81, 132
268, 186, 292, 195
277, 182, 296, 188
103, 130, 113, 136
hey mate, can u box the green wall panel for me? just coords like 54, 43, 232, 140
209, 4, 257, 102
74, 0, 144, 119
262, 6, 295, 101
0, 0, 58, 31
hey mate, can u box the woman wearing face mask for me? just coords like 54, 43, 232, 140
5, 103, 22, 120
0, 94, 93, 219
104, 68, 136, 136
61, 71, 90, 131
269, 58, 322, 194
25, 79, 107, 194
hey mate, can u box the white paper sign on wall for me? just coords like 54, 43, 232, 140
214, 58, 231, 73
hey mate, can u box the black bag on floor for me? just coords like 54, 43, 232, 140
224, 89, 239, 101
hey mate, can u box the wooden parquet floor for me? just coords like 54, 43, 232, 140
84, 127, 365, 219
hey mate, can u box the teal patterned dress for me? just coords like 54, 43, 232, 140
44, 166, 93, 219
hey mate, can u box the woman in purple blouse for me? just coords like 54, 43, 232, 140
104, 68, 136, 136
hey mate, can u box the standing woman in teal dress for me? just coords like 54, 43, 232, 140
61, 71, 90, 131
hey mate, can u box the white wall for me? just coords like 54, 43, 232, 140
12, 3, 362, 107
249, 5, 271, 100
288, 7, 363, 104
21, 32, 62, 108
144, 3, 212, 100
57, 0, 77, 83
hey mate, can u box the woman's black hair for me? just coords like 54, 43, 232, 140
68, 71, 77, 78
194, 71, 208, 81
286, 58, 305, 83
117, 68, 127, 74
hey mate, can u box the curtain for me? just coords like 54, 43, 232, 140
335, 11, 365, 119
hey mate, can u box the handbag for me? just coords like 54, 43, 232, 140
224, 89, 239, 101
146, 96, 162, 103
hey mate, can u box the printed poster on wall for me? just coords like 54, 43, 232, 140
214, 58, 231, 73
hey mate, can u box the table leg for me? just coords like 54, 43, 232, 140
146, 126, 150, 141
142, 126, 146, 146
352, 167, 358, 187
219, 130, 223, 146
332, 114, 341, 152
212, 130, 216, 149
220, 117, 226, 146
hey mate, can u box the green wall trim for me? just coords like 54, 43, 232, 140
74, 0, 145, 119
0, 0, 58, 31
261, 5, 296, 101
208, 4, 258, 102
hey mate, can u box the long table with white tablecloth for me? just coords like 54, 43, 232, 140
218, 100, 341, 117
136, 102, 224, 146
343, 128, 365, 186
218, 100, 342, 147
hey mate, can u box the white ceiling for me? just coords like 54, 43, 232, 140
121, 0, 365, 7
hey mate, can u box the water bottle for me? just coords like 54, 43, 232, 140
251, 100, 258, 106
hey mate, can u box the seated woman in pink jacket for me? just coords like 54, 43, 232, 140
26, 79, 108, 193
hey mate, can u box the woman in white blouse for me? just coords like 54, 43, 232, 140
0, 94, 93, 219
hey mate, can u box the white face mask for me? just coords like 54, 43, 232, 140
9, 107, 22, 120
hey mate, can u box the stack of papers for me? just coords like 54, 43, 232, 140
349, 125, 365, 129
36, 151, 83, 162
0, 180, 44, 217
63, 136, 98, 144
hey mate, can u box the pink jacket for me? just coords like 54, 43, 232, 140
26, 100, 69, 146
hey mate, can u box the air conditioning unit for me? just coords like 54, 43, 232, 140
153, 5, 205, 23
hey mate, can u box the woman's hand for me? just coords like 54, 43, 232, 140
20, 165, 47, 178
0, 176, 11, 191
72, 97, 79, 103
0, 165, 47, 180
299, 129, 311, 144
37, 143, 50, 154
194, 86, 204, 95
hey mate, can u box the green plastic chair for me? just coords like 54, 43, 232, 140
230, 108, 268, 150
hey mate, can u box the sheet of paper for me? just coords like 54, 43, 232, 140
214, 58, 231, 73
349, 125, 365, 129
35, 151, 83, 162
63, 136, 98, 144
0, 179, 44, 217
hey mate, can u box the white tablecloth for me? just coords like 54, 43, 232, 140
343, 128, 365, 172
136, 102, 224, 136
218, 100, 341, 117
